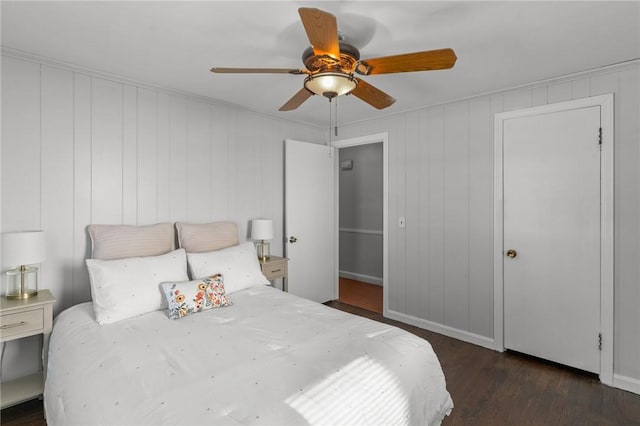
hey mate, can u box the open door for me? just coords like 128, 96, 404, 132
284, 139, 336, 303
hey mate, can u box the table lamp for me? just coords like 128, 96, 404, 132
252, 219, 273, 262
2, 231, 46, 299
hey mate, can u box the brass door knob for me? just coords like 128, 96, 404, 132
506, 249, 517, 258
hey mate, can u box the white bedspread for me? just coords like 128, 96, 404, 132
44, 286, 453, 425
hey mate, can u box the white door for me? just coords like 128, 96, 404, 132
503, 106, 601, 373
285, 139, 336, 303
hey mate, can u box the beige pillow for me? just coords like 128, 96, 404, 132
88, 223, 175, 260
175, 221, 239, 253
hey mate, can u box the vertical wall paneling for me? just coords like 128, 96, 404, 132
1, 57, 41, 232
531, 86, 548, 107
502, 88, 533, 112
236, 111, 256, 240
468, 97, 494, 338
418, 109, 430, 319
389, 116, 406, 313
186, 99, 212, 223
122, 85, 138, 225
211, 104, 229, 221
41, 65, 74, 312
1, 54, 324, 385
404, 111, 421, 317
617, 67, 640, 380
253, 112, 263, 218
3, 50, 638, 387
571, 77, 591, 99
427, 106, 445, 324
0, 58, 42, 382
72, 73, 92, 304
261, 116, 284, 258
547, 81, 573, 104
137, 88, 158, 225
226, 109, 239, 223
443, 102, 470, 331
91, 78, 123, 224
156, 93, 172, 222
337, 63, 640, 386
169, 95, 188, 221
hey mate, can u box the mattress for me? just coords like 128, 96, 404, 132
44, 285, 453, 425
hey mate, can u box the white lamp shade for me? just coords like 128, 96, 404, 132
252, 220, 273, 240
2, 231, 47, 267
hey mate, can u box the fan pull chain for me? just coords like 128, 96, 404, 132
334, 96, 339, 137
328, 98, 332, 147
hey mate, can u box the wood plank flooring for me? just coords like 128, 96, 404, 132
3, 300, 639, 425
338, 277, 383, 314
325, 301, 640, 425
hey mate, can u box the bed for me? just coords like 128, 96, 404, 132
43, 222, 453, 425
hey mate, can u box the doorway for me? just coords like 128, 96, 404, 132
493, 95, 614, 384
332, 133, 389, 315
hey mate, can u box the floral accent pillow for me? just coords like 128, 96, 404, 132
161, 274, 231, 319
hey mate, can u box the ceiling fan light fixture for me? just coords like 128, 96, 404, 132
304, 73, 357, 99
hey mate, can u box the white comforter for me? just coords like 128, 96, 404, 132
45, 286, 453, 425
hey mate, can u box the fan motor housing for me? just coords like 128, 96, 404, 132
302, 41, 360, 74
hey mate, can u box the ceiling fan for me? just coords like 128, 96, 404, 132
211, 8, 457, 111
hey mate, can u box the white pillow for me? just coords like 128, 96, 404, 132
86, 249, 189, 324
187, 242, 270, 294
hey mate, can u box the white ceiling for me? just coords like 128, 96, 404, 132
2, 1, 639, 127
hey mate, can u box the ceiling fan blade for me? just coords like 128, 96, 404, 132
351, 78, 396, 110
210, 67, 307, 75
357, 48, 457, 75
279, 88, 314, 111
298, 8, 340, 60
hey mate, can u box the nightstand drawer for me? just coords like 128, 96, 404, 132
0, 308, 44, 340
262, 261, 288, 280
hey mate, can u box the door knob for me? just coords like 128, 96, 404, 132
506, 249, 517, 258
289, 236, 298, 243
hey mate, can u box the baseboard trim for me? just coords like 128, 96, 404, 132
339, 271, 383, 286
385, 309, 497, 351
613, 374, 640, 395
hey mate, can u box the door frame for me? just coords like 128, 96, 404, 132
493, 94, 614, 384
332, 133, 389, 316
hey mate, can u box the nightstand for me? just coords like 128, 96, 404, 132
259, 256, 289, 291
0, 289, 55, 409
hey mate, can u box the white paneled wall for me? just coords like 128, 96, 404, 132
337, 62, 640, 385
2, 51, 638, 390
1, 55, 322, 380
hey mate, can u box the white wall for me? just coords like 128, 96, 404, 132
337, 62, 640, 388
2, 50, 638, 391
0, 53, 323, 381
339, 143, 383, 284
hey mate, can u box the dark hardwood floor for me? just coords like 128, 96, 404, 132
325, 301, 640, 426
3, 301, 640, 425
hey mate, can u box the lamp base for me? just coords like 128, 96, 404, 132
256, 241, 271, 262
5, 266, 39, 300
5, 289, 38, 300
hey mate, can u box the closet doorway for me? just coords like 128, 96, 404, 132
333, 133, 388, 315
